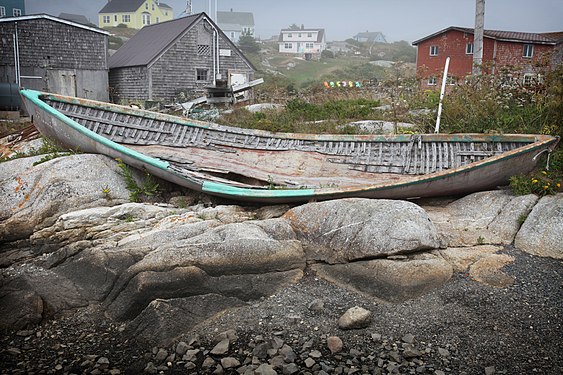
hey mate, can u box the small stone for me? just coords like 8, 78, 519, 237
338, 306, 372, 330
327, 336, 343, 354
403, 345, 423, 358
309, 349, 322, 358
371, 333, 382, 341
437, 347, 450, 357
485, 366, 496, 375
16, 330, 34, 337
155, 348, 168, 362
6, 347, 21, 355
282, 363, 299, 375
255, 363, 277, 375
109, 369, 121, 375
304, 357, 316, 368
143, 362, 157, 374
211, 339, 230, 355
402, 333, 415, 344
308, 299, 325, 311
96, 357, 110, 370
435, 371, 445, 375
202, 357, 216, 368
221, 357, 241, 369
176, 341, 189, 356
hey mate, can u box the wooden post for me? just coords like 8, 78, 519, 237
473, 0, 485, 75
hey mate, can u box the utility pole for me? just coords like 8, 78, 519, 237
472, 0, 485, 75
186, 0, 192, 15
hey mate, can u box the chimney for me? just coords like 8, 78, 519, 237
301, 24, 304, 30
230, 8, 233, 12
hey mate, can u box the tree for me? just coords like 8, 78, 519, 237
238, 32, 260, 54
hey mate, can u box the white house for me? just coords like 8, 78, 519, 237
217, 10, 254, 43
278, 27, 326, 58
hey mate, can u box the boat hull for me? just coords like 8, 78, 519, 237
20, 89, 559, 203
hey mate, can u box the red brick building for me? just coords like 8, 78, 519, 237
412, 26, 563, 88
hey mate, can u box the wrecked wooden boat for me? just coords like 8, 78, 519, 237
20, 89, 559, 203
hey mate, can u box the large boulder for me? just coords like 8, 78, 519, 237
0, 154, 130, 243
514, 194, 563, 259
104, 218, 305, 320
284, 198, 443, 264
423, 191, 538, 247
312, 253, 453, 302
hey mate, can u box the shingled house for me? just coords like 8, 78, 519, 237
0, 14, 109, 101
108, 12, 255, 103
412, 26, 563, 87
217, 9, 255, 43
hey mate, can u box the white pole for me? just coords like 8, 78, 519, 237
14, 22, 20, 86
435, 56, 450, 134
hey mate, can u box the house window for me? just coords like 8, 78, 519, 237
305, 43, 314, 49
198, 44, 210, 55
196, 68, 209, 81
13, 8, 21, 16
288, 33, 292, 38
156, 17, 159, 23
145, 3, 149, 10
0, 7, 6, 17
428, 76, 437, 85
230, 32, 235, 39
523, 44, 534, 58
466, 42, 473, 54
142, 13, 151, 25
122, 15, 130, 23
308, 32, 312, 38
114, 15, 118, 22
165, 11, 168, 16
152, 4, 155, 11
284, 43, 292, 49
430, 45, 438, 56
447, 75, 457, 85
298, 33, 302, 37
103, 15, 110, 23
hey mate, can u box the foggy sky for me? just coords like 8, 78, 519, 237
26, 0, 563, 43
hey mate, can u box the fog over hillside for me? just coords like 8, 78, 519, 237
26, 0, 563, 42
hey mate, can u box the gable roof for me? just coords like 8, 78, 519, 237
412, 26, 563, 45
109, 13, 255, 70
217, 11, 254, 26
58, 13, 94, 26
100, 0, 145, 13
0, 14, 109, 35
279, 28, 326, 43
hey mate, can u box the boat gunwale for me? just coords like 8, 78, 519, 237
30, 89, 555, 144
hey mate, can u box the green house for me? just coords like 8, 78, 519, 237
98, 0, 173, 29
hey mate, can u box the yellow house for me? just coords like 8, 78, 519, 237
98, 0, 173, 29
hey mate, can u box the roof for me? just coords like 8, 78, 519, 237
217, 11, 254, 26
354, 31, 384, 38
109, 14, 201, 68
279, 28, 326, 43
218, 23, 243, 32
100, 0, 145, 13
0, 14, 109, 35
109, 13, 255, 70
58, 13, 94, 26
412, 26, 563, 45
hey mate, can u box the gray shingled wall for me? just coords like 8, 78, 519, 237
110, 21, 254, 102
0, 18, 108, 100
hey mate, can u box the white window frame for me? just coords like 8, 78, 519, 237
428, 76, 437, 86
156, 17, 159, 23
142, 13, 151, 25
114, 14, 118, 22
196, 68, 209, 82
0, 7, 6, 17
103, 15, 110, 23
466, 42, 473, 54
287, 33, 292, 38
284, 43, 292, 49
430, 45, 438, 56
305, 43, 314, 49
307, 32, 312, 38
122, 15, 130, 23
523, 44, 534, 58
13, 8, 22, 17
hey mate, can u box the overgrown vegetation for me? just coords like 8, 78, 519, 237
219, 97, 380, 133
0, 137, 74, 164
116, 158, 160, 202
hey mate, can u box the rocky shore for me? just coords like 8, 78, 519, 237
1, 152, 562, 374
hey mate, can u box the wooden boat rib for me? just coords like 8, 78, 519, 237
20, 89, 559, 203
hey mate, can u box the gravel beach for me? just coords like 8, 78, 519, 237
1, 246, 561, 374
